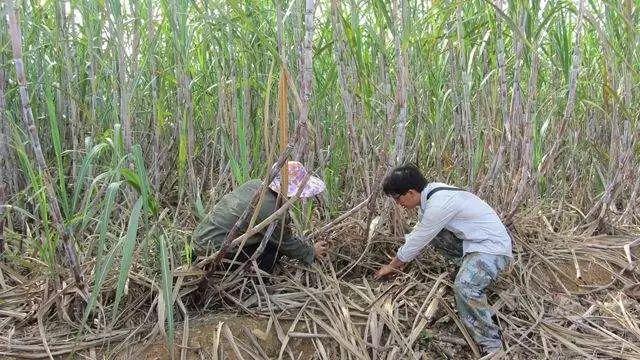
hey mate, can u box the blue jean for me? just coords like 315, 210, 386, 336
431, 230, 509, 352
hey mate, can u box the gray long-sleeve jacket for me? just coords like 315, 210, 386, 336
397, 182, 513, 262
192, 179, 315, 264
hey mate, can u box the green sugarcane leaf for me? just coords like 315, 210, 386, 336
111, 197, 144, 323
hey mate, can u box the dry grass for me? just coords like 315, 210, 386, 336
1, 208, 639, 360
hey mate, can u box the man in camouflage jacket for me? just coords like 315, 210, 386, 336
193, 162, 327, 273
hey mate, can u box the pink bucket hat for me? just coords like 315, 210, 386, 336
269, 161, 325, 198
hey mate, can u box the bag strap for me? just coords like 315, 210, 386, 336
426, 186, 465, 201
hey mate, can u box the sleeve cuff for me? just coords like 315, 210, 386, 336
302, 245, 315, 265
396, 247, 413, 263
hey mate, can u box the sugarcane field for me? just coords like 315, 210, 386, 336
1, 0, 640, 359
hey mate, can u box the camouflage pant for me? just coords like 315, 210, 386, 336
431, 230, 509, 352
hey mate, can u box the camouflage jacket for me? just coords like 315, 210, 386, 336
192, 179, 315, 265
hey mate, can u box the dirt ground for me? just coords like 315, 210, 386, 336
122, 314, 316, 360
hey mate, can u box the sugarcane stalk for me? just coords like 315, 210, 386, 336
507, 48, 540, 220
480, 0, 509, 194
539, 0, 584, 177
55, 1, 80, 181
6, 0, 86, 292
0, 68, 17, 193
391, 0, 408, 166
331, 0, 362, 171
294, 0, 315, 162
455, 3, 474, 187
108, 0, 134, 153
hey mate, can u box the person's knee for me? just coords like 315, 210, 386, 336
453, 275, 479, 300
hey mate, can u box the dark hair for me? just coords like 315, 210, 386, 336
382, 164, 427, 196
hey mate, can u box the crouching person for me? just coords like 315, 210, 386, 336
374, 164, 512, 356
193, 161, 328, 273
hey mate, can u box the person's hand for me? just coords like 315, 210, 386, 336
374, 264, 398, 279
314, 241, 328, 258
374, 257, 406, 280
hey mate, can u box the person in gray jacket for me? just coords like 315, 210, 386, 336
374, 164, 512, 356
193, 161, 328, 273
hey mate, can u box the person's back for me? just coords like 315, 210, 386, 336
193, 179, 284, 256
192, 162, 328, 272
421, 182, 512, 257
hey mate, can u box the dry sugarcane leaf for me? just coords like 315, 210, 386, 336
440, 301, 481, 358
242, 326, 270, 359
36, 313, 53, 360
407, 282, 446, 347
306, 311, 369, 360
277, 299, 309, 359
623, 283, 640, 301
221, 322, 246, 360
211, 321, 224, 360
177, 298, 189, 360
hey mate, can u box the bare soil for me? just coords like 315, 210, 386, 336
122, 314, 316, 360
